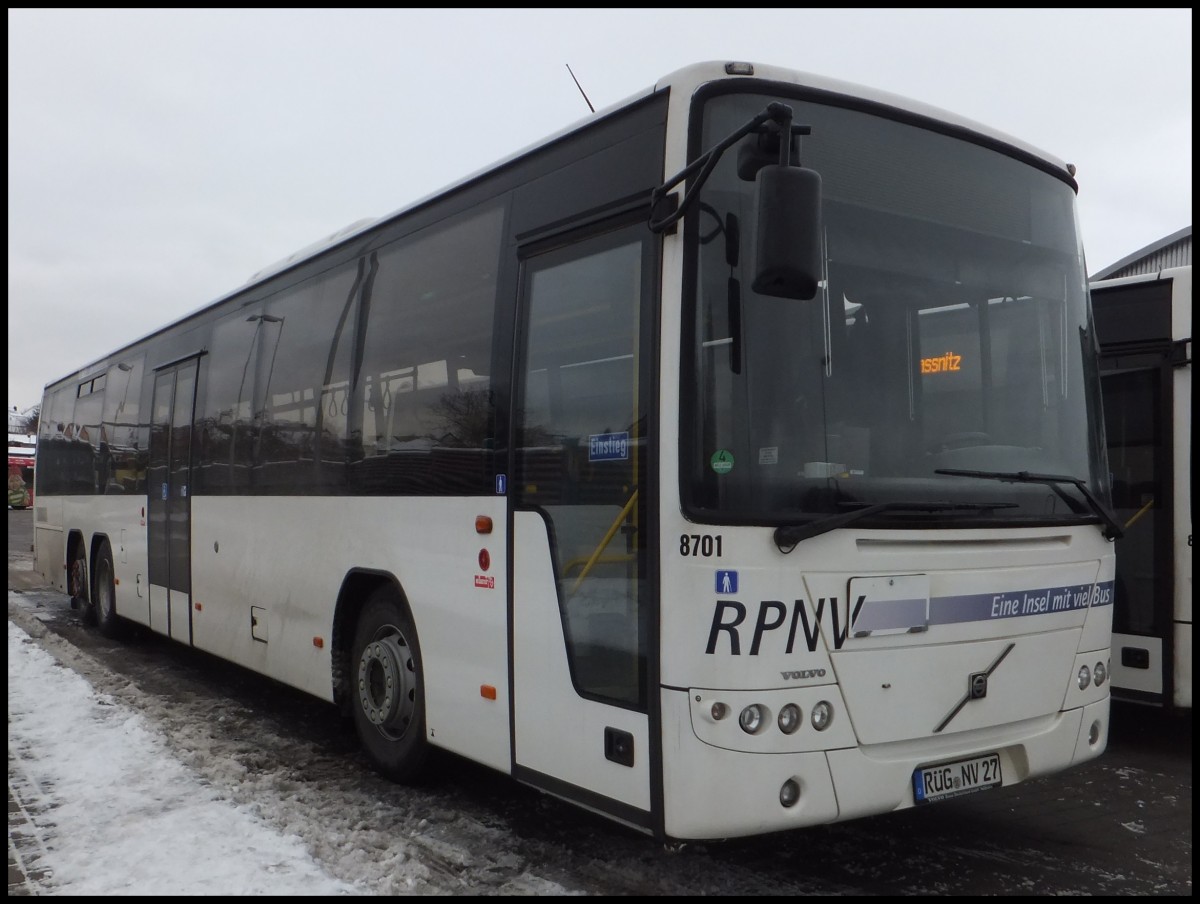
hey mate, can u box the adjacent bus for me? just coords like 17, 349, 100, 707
8, 433, 36, 509
1092, 265, 1192, 710
33, 61, 1118, 841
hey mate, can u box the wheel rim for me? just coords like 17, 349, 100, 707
356, 626, 416, 740
70, 554, 88, 601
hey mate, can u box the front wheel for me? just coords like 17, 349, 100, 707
350, 586, 430, 783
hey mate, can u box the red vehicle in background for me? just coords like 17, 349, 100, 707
9, 433, 36, 509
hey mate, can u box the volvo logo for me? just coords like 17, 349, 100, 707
781, 668, 827, 681
934, 643, 1015, 733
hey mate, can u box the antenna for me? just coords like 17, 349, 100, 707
565, 63, 595, 114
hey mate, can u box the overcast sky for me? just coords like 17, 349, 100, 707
7, 8, 1192, 413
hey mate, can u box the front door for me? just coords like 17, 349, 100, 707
510, 219, 656, 830
148, 357, 199, 641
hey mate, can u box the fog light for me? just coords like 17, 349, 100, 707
1088, 719, 1102, 746
711, 702, 729, 721
777, 703, 801, 735
1077, 665, 1091, 690
739, 704, 765, 734
1093, 661, 1106, 686
810, 701, 833, 731
779, 779, 801, 808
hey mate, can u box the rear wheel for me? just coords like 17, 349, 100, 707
350, 585, 430, 783
69, 542, 94, 624
92, 540, 127, 639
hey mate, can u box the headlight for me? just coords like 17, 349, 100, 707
777, 703, 801, 735
779, 779, 801, 808
711, 702, 729, 720
1077, 665, 1091, 690
739, 704, 765, 734
810, 700, 833, 731
1093, 661, 1107, 686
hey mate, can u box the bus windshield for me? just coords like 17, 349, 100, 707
684, 88, 1108, 527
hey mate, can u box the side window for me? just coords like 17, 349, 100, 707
101, 357, 146, 494
351, 205, 504, 494
72, 375, 105, 494
197, 307, 263, 492
252, 263, 360, 493
36, 385, 77, 496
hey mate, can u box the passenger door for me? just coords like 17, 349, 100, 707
1101, 360, 1170, 700
147, 356, 199, 641
510, 219, 656, 829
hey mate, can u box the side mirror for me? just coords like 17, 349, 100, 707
751, 164, 823, 300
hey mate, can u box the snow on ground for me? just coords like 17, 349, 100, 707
9, 619, 360, 895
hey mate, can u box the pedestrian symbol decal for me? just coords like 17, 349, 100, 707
716, 570, 738, 594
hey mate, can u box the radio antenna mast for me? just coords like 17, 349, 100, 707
565, 63, 595, 113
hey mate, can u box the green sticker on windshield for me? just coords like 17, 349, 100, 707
710, 450, 734, 475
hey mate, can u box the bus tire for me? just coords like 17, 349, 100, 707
69, 542, 94, 624
92, 540, 126, 639
350, 585, 430, 783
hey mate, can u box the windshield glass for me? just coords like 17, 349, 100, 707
683, 87, 1109, 526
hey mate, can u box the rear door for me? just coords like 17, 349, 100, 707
147, 356, 199, 641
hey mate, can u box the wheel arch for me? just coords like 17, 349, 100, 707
89, 532, 112, 567
65, 529, 86, 568
331, 568, 414, 716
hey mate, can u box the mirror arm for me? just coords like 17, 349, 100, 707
649, 103, 799, 234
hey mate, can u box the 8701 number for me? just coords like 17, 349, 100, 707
679, 534, 723, 557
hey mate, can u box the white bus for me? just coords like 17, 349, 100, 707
34, 60, 1118, 841
1092, 265, 1192, 710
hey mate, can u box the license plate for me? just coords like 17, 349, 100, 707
913, 752, 1002, 804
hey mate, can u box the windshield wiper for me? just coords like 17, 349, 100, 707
934, 468, 1123, 540
772, 500, 1017, 553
